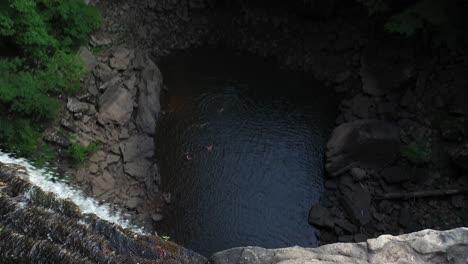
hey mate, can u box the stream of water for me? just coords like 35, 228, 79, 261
156, 49, 338, 255
0, 151, 143, 233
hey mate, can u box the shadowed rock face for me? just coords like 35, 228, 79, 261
0, 163, 206, 264
210, 228, 468, 264
326, 120, 400, 176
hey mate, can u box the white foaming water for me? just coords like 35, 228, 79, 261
0, 151, 144, 234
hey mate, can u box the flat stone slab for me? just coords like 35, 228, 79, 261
211, 228, 468, 264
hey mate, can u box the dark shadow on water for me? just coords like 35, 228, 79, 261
155, 48, 338, 256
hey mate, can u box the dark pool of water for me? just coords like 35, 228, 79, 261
155, 49, 337, 255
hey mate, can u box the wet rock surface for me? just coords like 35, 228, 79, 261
0, 163, 206, 264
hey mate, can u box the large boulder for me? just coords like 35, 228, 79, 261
98, 84, 134, 125
120, 135, 155, 163
326, 120, 400, 176
210, 228, 468, 264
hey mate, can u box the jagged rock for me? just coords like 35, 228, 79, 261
92, 170, 116, 198
93, 62, 117, 83
349, 168, 367, 181
109, 47, 132, 70
89, 150, 106, 163
211, 228, 468, 264
99, 75, 121, 91
106, 153, 121, 164
136, 79, 161, 135
120, 135, 154, 163
340, 182, 372, 226
381, 165, 410, 184
90, 34, 112, 47
60, 118, 78, 132
135, 59, 162, 135
78, 47, 98, 70
43, 132, 70, 148
98, 85, 133, 125
67, 97, 96, 116
124, 159, 153, 181
326, 120, 400, 176
309, 205, 334, 228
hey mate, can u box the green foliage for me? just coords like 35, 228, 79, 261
401, 142, 432, 164
0, 117, 41, 156
384, 0, 449, 36
357, 0, 466, 49
68, 142, 98, 164
0, 58, 59, 119
0, 0, 101, 157
0, 0, 101, 62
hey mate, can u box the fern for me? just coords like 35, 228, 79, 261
385, 0, 449, 36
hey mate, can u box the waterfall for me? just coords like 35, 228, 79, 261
0, 150, 144, 234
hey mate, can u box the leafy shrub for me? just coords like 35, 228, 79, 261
68, 142, 98, 164
357, 0, 466, 48
401, 142, 432, 164
0, 0, 101, 62
384, 0, 450, 36
0, 0, 101, 156
0, 117, 41, 156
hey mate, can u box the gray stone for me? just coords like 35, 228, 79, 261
60, 119, 78, 132
67, 97, 96, 116
43, 132, 70, 148
78, 47, 98, 70
136, 80, 161, 135
350, 168, 367, 181
151, 213, 163, 222
93, 63, 117, 83
92, 170, 115, 198
211, 228, 468, 264
326, 120, 401, 176
120, 135, 154, 163
309, 205, 334, 228
89, 150, 106, 163
340, 183, 372, 225
90, 34, 112, 47
98, 85, 133, 125
381, 165, 410, 184
109, 48, 132, 70
124, 159, 153, 181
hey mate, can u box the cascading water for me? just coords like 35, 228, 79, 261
0, 150, 143, 234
